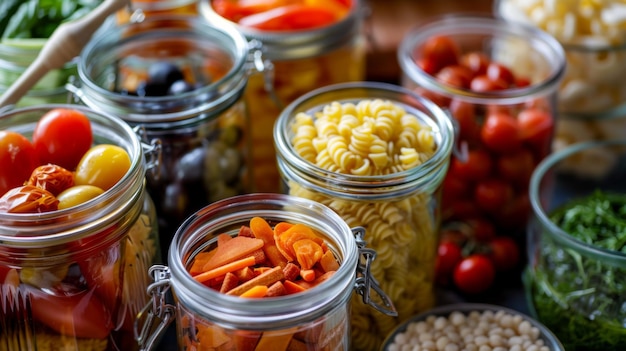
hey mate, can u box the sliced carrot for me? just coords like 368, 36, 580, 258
238, 225, 254, 237
219, 272, 239, 293
235, 266, 255, 282
189, 251, 215, 275
216, 233, 232, 246
194, 256, 256, 284
300, 269, 316, 282
273, 221, 294, 237
278, 224, 324, 260
240, 285, 269, 298
250, 216, 288, 268
254, 329, 296, 351
293, 239, 323, 270
283, 280, 307, 294
196, 324, 230, 348
227, 266, 284, 296
202, 235, 264, 272
319, 249, 339, 272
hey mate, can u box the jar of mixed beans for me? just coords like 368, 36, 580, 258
69, 16, 254, 255
0, 104, 160, 351
199, 0, 367, 193
397, 15, 565, 257
135, 193, 396, 351
273, 82, 455, 350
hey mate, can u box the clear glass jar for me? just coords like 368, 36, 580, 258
495, 0, 626, 154
116, 0, 199, 24
70, 16, 253, 255
199, 0, 367, 193
397, 15, 565, 242
527, 140, 626, 351
136, 193, 395, 351
0, 104, 160, 351
273, 82, 454, 351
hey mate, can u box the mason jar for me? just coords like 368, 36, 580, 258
0, 104, 160, 351
199, 0, 367, 193
398, 15, 565, 246
136, 193, 396, 351
273, 82, 454, 350
117, 0, 199, 23
69, 16, 254, 255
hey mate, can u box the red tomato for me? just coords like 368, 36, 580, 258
0, 185, 59, 213
474, 178, 514, 213
466, 217, 497, 242
75, 243, 122, 314
442, 172, 470, 201
496, 148, 535, 186
480, 112, 521, 154
435, 240, 464, 285
469, 75, 508, 92
415, 58, 440, 76
238, 5, 339, 31
26, 284, 113, 339
488, 236, 520, 271
497, 193, 531, 229
515, 76, 531, 88
435, 65, 474, 89
453, 254, 495, 294
517, 108, 554, 152
27, 164, 75, 196
486, 62, 515, 86
32, 108, 93, 171
449, 149, 493, 182
449, 99, 480, 142
459, 52, 489, 76
420, 35, 460, 73
443, 200, 481, 221
0, 131, 39, 196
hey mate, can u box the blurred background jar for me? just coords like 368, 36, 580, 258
199, 0, 368, 193
397, 15, 565, 273
527, 140, 626, 350
0, 0, 103, 106
69, 16, 253, 257
0, 104, 160, 351
274, 82, 454, 350
116, 0, 198, 23
495, 0, 626, 160
137, 193, 394, 351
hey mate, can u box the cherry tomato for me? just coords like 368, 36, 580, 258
497, 193, 531, 229
488, 236, 520, 272
32, 108, 93, 171
486, 62, 515, 86
469, 75, 508, 92
449, 99, 480, 142
0, 131, 39, 196
441, 172, 470, 201
443, 200, 481, 221
480, 112, 521, 154
420, 35, 460, 73
27, 164, 74, 196
453, 254, 495, 294
435, 240, 464, 285
466, 217, 497, 242
459, 52, 489, 76
0, 185, 59, 213
517, 108, 554, 152
74, 144, 131, 191
435, 65, 474, 89
449, 149, 493, 182
496, 149, 535, 186
474, 178, 514, 213
25, 284, 113, 339
57, 185, 105, 210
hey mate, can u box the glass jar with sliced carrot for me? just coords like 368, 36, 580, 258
199, 0, 367, 193
136, 193, 396, 351
0, 104, 160, 351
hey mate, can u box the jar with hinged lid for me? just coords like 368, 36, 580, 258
273, 82, 455, 351
0, 103, 161, 351
199, 0, 368, 193
69, 16, 255, 256
135, 193, 396, 351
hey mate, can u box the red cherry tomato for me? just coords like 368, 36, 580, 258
32, 108, 93, 171
420, 35, 460, 73
27, 164, 75, 196
497, 193, 531, 229
435, 240, 464, 285
466, 217, 497, 242
0, 185, 59, 213
435, 65, 474, 89
470, 75, 508, 92
496, 149, 535, 186
474, 178, 514, 213
481, 112, 522, 154
449, 99, 480, 143
442, 172, 470, 201
488, 236, 520, 272
517, 108, 554, 152
460, 52, 489, 76
486, 62, 515, 86
449, 149, 493, 182
453, 254, 495, 294
0, 131, 39, 196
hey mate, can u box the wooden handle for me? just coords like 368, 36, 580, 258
0, 0, 130, 108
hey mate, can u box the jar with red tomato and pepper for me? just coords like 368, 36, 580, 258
199, 0, 367, 193
0, 104, 160, 351
397, 15, 566, 288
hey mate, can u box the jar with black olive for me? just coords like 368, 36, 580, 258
69, 16, 253, 255
0, 104, 160, 351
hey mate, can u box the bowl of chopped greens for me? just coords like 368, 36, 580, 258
527, 139, 626, 351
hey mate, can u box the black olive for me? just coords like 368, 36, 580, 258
168, 80, 196, 95
148, 62, 185, 87
136, 80, 169, 97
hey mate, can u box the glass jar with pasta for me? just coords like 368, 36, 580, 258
495, 0, 626, 167
273, 82, 455, 351
69, 16, 254, 257
199, 0, 367, 193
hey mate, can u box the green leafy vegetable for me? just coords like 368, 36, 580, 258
528, 191, 626, 350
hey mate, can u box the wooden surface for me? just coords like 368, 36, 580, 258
365, 0, 494, 83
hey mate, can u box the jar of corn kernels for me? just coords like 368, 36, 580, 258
199, 0, 367, 193
274, 82, 455, 351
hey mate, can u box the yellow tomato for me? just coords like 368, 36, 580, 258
57, 185, 105, 210
74, 144, 131, 191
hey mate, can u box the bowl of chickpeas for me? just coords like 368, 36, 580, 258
381, 303, 564, 351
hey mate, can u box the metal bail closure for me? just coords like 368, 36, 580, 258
352, 227, 398, 317
246, 39, 282, 109
133, 125, 163, 180
135, 265, 176, 351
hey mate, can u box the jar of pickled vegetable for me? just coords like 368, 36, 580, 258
273, 82, 454, 351
527, 140, 626, 351
135, 193, 396, 351
116, 0, 199, 24
199, 0, 367, 193
397, 15, 565, 259
0, 104, 160, 351
69, 16, 254, 255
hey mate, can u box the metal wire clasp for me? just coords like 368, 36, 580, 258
135, 265, 175, 351
352, 227, 398, 317
133, 125, 162, 180
246, 39, 283, 109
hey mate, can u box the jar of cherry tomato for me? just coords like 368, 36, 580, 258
397, 15, 565, 250
135, 193, 395, 351
0, 104, 160, 351
199, 0, 367, 193
273, 82, 455, 350
69, 16, 254, 255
